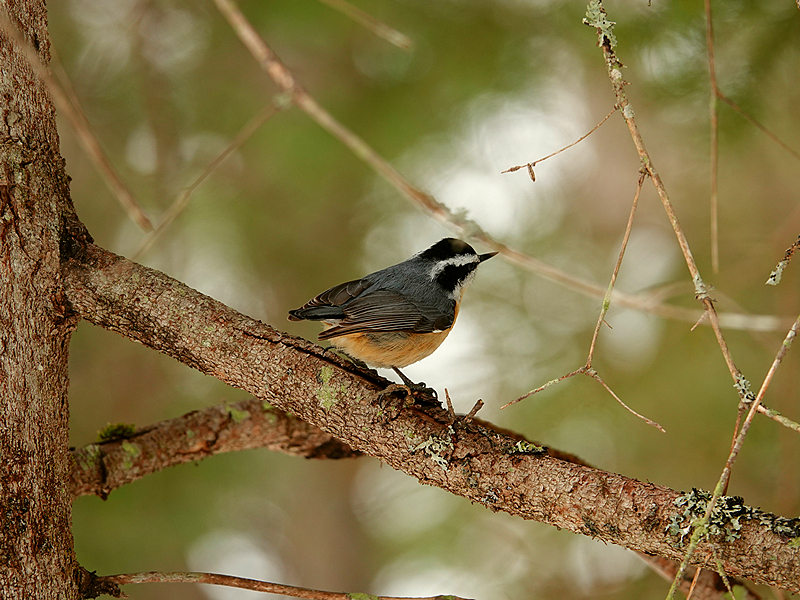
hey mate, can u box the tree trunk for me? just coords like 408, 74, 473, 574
0, 1, 87, 596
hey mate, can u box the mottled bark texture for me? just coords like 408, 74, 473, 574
0, 1, 89, 597
61, 243, 800, 593
70, 398, 362, 499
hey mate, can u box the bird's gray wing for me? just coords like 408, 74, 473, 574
288, 278, 371, 321
317, 289, 454, 340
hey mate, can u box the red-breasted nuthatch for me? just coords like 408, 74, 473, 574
288, 238, 497, 385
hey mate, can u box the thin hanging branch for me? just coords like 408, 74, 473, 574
132, 100, 283, 259
502, 105, 617, 180
317, 0, 413, 50
503, 170, 664, 431
92, 570, 471, 600
0, 10, 153, 231
704, 0, 720, 274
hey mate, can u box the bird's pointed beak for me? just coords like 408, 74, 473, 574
479, 251, 498, 262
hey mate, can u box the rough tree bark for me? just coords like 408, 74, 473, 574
0, 1, 92, 597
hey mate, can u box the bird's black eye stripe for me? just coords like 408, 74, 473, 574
436, 263, 475, 292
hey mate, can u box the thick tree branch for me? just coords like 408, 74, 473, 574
61, 242, 800, 592
70, 398, 361, 499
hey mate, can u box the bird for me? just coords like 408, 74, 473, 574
288, 238, 497, 388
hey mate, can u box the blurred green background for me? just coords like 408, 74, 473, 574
51, 0, 800, 598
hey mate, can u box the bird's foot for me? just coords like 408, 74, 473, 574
391, 367, 438, 406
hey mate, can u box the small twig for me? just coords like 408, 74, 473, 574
464, 399, 484, 421
666, 315, 800, 600
504, 364, 665, 432
316, 0, 413, 50
690, 311, 709, 332
100, 571, 472, 600
704, 0, 720, 274
444, 388, 456, 420
586, 168, 646, 364
685, 567, 702, 600
504, 170, 664, 432
717, 92, 800, 163
132, 100, 282, 259
503, 367, 584, 408
0, 10, 153, 232
766, 234, 800, 286
589, 369, 665, 432
502, 106, 617, 179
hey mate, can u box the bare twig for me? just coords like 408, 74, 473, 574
717, 92, 800, 162
666, 314, 800, 599
502, 105, 617, 179
504, 170, 664, 432
585, 1, 751, 405
100, 571, 471, 600
503, 363, 664, 431
704, 0, 720, 273
0, 10, 153, 231
590, 368, 665, 432
132, 100, 282, 258
685, 567, 702, 600
586, 169, 646, 362
464, 399, 484, 421
317, 0, 413, 50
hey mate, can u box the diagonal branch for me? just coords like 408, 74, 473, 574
60, 241, 800, 593
70, 398, 360, 499
93, 570, 469, 600
0, 10, 153, 232
585, 1, 749, 407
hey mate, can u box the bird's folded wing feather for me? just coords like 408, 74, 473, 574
288, 278, 370, 321
318, 289, 454, 339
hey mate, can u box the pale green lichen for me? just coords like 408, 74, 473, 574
583, 0, 617, 48
413, 427, 454, 471
97, 422, 136, 442
733, 374, 756, 405
349, 594, 379, 600
77, 444, 103, 472
508, 440, 546, 455
316, 365, 348, 409
767, 259, 788, 285
226, 405, 250, 424
668, 488, 800, 546
121, 440, 141, 470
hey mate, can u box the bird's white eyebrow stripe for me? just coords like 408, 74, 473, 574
428, 254, 480, 279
